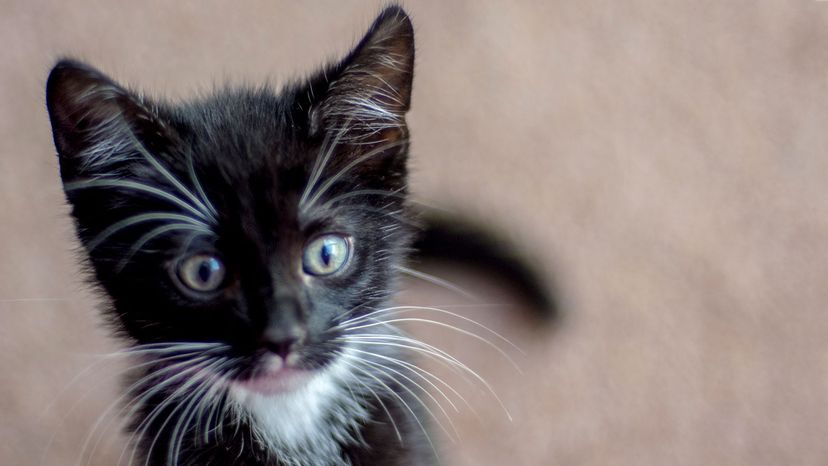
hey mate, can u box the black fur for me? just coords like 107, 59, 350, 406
48, 6, 435, 465
47, 6, 556, 465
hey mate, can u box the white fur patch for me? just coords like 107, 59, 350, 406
228, 348, 369, 466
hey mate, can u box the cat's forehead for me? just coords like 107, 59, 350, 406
178, 89, 298, 150
168, 88, 317, 183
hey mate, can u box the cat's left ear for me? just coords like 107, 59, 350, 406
302, 6, 414, 143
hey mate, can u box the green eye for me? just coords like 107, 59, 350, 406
177, 254, 225, 292
303, 234, 351, 276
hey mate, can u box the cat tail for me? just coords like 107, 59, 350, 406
408, 209, 558, 322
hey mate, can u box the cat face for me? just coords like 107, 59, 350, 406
46, 9, 414, 393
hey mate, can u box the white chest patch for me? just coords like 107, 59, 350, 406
228, 349, 369, 466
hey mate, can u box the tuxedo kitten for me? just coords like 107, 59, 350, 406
47, 4, 556, 465
46, 6, 442, 465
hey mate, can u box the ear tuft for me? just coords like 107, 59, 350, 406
46, 59, 165, 180
315, 6, 415, 142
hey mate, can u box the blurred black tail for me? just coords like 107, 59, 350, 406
409, 211, 557, 322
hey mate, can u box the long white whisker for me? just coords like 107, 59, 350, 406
339, 333, 476, 386
299, 128, 335, 207
110, 342, 226, 354
318, 188, 405, 211
79, 354, 212, 466
189, 358, 238, 446
347, 347, 471, 416
168, 359, 235, 465
186, 152, 219, 219
140, 362, 220, 466
87, 212, 209, 251
43, 342, 223, 422
125, 131, 216, 224
339, 337, 512, 421
41, 348, 211, 466
301, 117, 355, 208
394, 266, 479, 301
125, 357, 223, 466
346, 317, 521, 373
340, 305, 524, 355
304, 139, 408, 210
120, 357, 215, 466
340, 365, 403, 444
350, 355, 459, 441
117, 223, 213, 271
65, 179, 211, 223
204, 380, 231, 444
339, 359, 439, 459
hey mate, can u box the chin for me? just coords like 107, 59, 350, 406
226, 346, 369, 454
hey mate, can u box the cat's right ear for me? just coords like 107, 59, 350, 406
46, 59, 168, 182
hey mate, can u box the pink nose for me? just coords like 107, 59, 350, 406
260, 324, 306, 358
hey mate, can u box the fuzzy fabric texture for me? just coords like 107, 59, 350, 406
2, 1, 828, 465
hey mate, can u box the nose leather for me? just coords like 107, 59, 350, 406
260, 295, 307, 357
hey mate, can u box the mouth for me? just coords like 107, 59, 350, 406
232, 355, 314, 396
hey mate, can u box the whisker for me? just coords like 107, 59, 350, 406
339, 333, 474, 384
119, 358, 214, 465
345, 317, 521, 373
42, 342, 223, 422
350, 355, 459, 441
97, 342, 227, 360
41, 349, 209, 466
65, 179, 211, 224
125, 131, 217, 224
123, 357, 222, 466
338, 336, 513, 421
318, 188, 405, 211
78, 354, 213, 466
301, 116, 359, 210
117, 223, 213, 271
186, 151, 219, 219
338, 358, 439, 459
139, 363, 220, 466
338, 359, 403, 445
86, 212, 209, 251
331, 204, 416, 227
340, 305, 524, 355
303, 139, 408, 210
300, 125, 337, 207
169, 359, 236, 465
394, 266, 478, 301
347, 347, 475, 417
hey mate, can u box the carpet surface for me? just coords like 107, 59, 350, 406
2, 1, 827, 464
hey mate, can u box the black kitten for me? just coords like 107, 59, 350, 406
47, 6, 437, 465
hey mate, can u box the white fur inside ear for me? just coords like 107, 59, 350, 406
228, 348, 370, 466
323, 71, 407, 141
321, 13, 412, 142
78, 115, 137, 171
69, 84, 160, 173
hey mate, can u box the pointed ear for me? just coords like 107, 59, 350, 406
46, 59, 170, 181
308, 6, 414, 143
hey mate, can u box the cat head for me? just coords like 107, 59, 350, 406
46, 7, 415, 389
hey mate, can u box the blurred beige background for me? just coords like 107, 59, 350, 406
3, 1, 828, 464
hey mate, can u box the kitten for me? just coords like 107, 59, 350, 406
47, 5, 552, 466
47, 6, 436, 465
